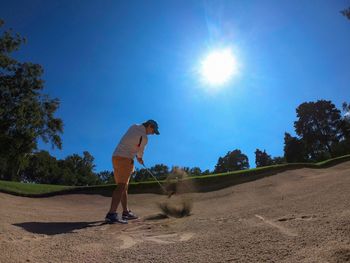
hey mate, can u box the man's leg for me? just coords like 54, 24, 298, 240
121, 186, 128, 212
120, 185, 138, 220
109, 183, 127, 213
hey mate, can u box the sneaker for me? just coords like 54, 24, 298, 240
105, 212, 128, 224
122, 210, 138, 220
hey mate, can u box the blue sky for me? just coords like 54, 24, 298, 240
1, 0, 350, 172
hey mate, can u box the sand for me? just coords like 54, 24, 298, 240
1, 162, 349, 263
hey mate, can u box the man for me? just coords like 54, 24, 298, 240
105, 120, 160, 224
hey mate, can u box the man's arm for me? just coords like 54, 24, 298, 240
136, 136, 146, 165
136, 156, 144, 165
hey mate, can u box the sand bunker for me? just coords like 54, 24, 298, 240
1, 161, 350, 262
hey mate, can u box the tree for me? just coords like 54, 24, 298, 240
133, 168, 149, 182
340, 102, 350, 139
150, 164, 169, 180
271, 156, 285, 165
294, 100, 342, 160
255, 149, 273, 167
214, 149, 249, 173
341, 7, 350, 20
331, 139, 350, 157
0, 19, 63, 181
58, 151, 98, 186
133, 164, 169, 182
331, 102, 350, 157
202, 169, 211, 175
189, 167, 202, 176
284, 133, 307, 163
97, 170, 114, 184
22, 151, 60, 184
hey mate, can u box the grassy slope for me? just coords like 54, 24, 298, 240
0, 180, 73, 195
1, 154, 349, 197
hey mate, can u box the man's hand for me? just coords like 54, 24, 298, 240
136, 157, 144, 165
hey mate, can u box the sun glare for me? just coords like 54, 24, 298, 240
200, 48, 238, 86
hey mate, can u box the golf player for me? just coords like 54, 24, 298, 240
105, 120, 160, 224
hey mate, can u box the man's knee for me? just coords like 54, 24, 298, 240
117, 183, 128, 191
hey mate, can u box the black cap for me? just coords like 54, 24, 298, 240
145, 119, 160, 135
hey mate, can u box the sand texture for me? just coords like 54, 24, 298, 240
1, 162, 350, 262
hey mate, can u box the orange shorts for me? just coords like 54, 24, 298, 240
112, 156, 134, 184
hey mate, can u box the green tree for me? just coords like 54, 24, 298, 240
214, 149, 249, 173
58, 151, 99, 186
294, 100, 342, 160
284, 133, 307, 163
97, 170, 114, 184
22, 151, 60, 184
133, 168, 148, 182
0, 19, 63, 181
202, 169, 211, 175
150, 164, 169, 180
331, 102, 350, 157
340, 102, 350, 139
190, 167, 202, 176
255, 149, 273, 167
271, 156, 285, 165
341, 7, 350, 20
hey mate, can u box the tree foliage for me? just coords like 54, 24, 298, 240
23, 151, 101, 186
97, 170, 114, 184
0, 19, 63, 181
340, 102, 350, 139
189, 167, 202, 176
59, 151, 98, 186
133, 168, 148, 182
341, 7, 350, 20
283, 133, 307, 163
202, 169, 211, 175
284, 100, 350, 162
150, 164, 169, 180
22, 151, 60, 184
255, 149, 273, 167
133, 164, 169, 182
294, 100, 342, 160
330, 102, 350, 156
214, 149, 249, 173
271, 156, 285, 165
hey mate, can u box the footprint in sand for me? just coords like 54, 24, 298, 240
179, 232, 194, 241
277, 215, 317, 222
255, 214, 298, 237
118, 234, 138, 249
118, 232, 194, 249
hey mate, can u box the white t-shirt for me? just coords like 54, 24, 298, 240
112, 124, 148, 159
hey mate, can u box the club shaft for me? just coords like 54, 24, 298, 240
143, 165, 167, 193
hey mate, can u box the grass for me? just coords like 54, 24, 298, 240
1, 154, 350, 197
187, 154, 350, 192
196, 154, 350, 179
0, 179, 169, 197
0, 180, 73, 195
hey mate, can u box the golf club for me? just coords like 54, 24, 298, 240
142, 164, 193, 218
142, 164, 169, 195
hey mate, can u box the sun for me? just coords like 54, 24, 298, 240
200, 48, 238, 86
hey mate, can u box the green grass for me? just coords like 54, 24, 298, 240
0, 180, 73, 195
194, 153, 350, 179
1, 154, 350, 197
0, 178, 171, 197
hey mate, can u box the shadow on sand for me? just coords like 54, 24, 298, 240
13, 221, 106, 235
144, 213, 169, 220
